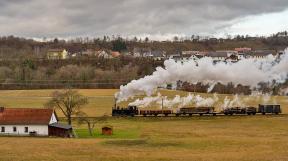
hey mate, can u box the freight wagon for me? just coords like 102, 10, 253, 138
176, 107, 216, 116
223, 107, 257, 115
140, 110, 173, 116
258, 104, 281, 115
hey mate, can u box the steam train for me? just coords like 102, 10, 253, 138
112, 104, 282, 117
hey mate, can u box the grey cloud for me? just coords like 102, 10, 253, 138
0, 0, 288, 39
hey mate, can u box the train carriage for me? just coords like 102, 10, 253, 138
258, 104, 281, 115
223, 107, 257, 115
140, 110, 173, 116
177, 107, 216, 116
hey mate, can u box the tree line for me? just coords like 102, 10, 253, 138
1, 32, 288, 60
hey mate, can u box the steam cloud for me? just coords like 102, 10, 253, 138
117, 49, 288, 102
129, 93, 219, 109
128, 92, 278, 109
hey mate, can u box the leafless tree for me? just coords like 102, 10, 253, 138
45, 89, 88, 125
76, 112, 108, 136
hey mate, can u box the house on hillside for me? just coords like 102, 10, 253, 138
47, 49, 68, 60
181, 51, 207, 61
207, 51, 228, 62
246, 50, 275, 59
0, 107, 73, 137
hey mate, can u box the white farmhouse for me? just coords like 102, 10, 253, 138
0, 107, 73, 137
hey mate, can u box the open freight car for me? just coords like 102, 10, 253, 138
223, 107, 257, 115
140, 110, 173, 116
176, 107, 217, 116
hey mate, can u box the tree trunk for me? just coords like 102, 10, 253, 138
67, 116, 72, 125
87, 122, 93, 136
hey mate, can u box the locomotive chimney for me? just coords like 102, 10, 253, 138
114, 97, 117, 109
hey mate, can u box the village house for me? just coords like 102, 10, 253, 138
207, 51, 238, 62
47, 49, 68, 60
207, 51, 228, 62
246, 50, 275, 59
0, 107, 73, 137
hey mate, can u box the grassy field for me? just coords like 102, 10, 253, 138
1, 116, 288, 161
0, 89, 287, 161
0, 89, 287, 116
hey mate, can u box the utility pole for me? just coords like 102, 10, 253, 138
162, 97, 164, 115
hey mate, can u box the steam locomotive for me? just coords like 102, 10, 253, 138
112, 104, 282, 117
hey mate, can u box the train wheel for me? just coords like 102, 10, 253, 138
275, 112, 279, 115
253, 113, 256, 115
213, 113, 216, 116
165, 114, 169, 117
247, 113, 251, 115
199, 114, 203, 116
189, 114, 192, 117
262, 113, 266, 115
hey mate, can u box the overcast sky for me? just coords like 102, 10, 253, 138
0, 0, 288, 40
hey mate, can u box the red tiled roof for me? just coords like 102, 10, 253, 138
0, 108, 54, 125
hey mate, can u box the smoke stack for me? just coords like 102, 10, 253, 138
114, 97, 117, 109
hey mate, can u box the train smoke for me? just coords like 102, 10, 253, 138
222, 95, 246, 109
116, 49, 288, 102
129, 93, 218, 108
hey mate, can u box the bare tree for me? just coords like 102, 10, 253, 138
76, 112, 108, 136
45, 89, 88, 125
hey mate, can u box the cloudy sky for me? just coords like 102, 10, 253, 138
1, 0, 288, 40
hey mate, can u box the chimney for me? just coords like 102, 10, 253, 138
0, 107, 4, 113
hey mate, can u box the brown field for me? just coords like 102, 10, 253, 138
1, 116, 288, 161
0, 89, 287, 161
0, 89, 287, 116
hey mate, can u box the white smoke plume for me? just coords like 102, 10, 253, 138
128, 93, 162, 107
128, 93, 218, 109
222, 95, 244, 109
116, 49, 288, 102
194, 94, 219, 107
262, 93, 272, 104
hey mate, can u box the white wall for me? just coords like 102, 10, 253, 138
0, 125, 48, 136
49, 113, 58, 124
